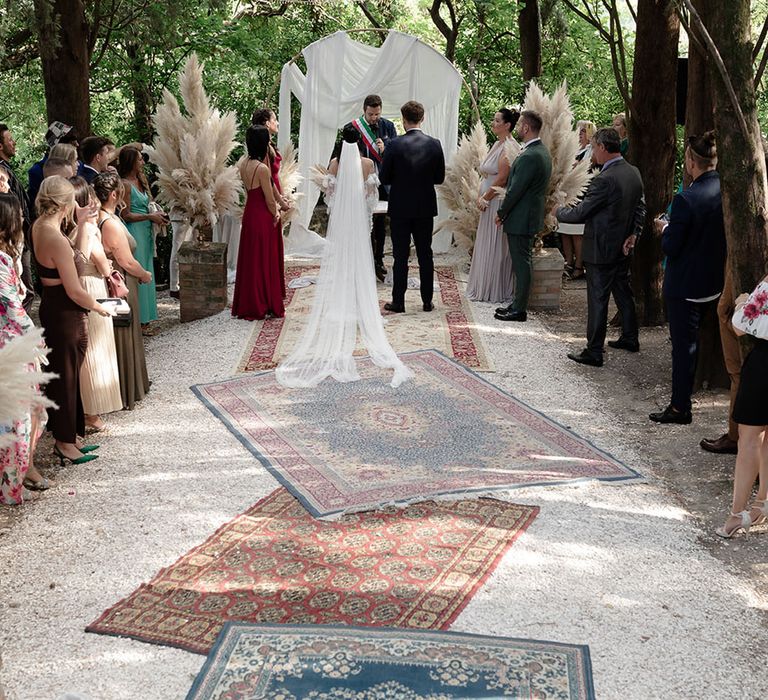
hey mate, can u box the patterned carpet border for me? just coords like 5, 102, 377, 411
195, 349, 643, 520
236, 265, 493, 373
86, 489, 538, 656
187, 622, 595, 700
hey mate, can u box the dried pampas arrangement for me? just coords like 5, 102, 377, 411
144, 54, 243, 238
277, 141, 302, 227
436, 122, 489, 250
0, 329, 56, 450
523, 81, 592, 248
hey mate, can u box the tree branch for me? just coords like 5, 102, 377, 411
753, 13, 768, 62
355, 0, 382, 28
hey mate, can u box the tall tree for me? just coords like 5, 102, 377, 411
518, 0, 542, 79
627, 0, 680, 325
701, 0, 768, 297
33, 0, 92, 135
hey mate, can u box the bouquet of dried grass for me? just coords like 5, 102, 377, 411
144, 54, 243, 238
277, 141, 302, 227
436, 122, 489, 250
523, 81, 592, 248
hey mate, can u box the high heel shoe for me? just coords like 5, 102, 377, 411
715, 510, 751, 539
53, 445, 98, 466
79, 444, 100, 453
750, 499, 768, 526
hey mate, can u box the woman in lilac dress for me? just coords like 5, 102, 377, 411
466, 109, 520, 303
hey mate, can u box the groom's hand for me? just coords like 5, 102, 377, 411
375, 138, 385, 153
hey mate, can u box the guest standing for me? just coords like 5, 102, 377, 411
118, 147, 164, 330
715, 274, 768, 538
78, 136, 115, 184
649, 132, 727, 425
252, 108, 291, 215
32, 177, 112, 465
555, 128, 645, 367
0, 193, 48, 502
559, 120, 596, 281
68, 177, 123, 431
27, 121, 79, 211
232, 125, 285, 321
495, 110, 552, 322
613, 112, 629, 157
94, 173, 152, 410
466, 108, 519, 304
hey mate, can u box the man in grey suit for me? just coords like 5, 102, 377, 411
556, 127, 645, 367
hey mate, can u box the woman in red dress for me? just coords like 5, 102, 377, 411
232, 125, 285, 320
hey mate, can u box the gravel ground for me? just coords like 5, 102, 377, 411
1, 251, 767, 700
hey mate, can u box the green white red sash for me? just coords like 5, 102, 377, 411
352, 117, 381, 162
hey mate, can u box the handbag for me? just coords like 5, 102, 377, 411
732, 279, 768, 341
97, 298, 132, 327
106, 269, 129, 299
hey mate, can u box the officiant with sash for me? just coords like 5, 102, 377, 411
345, 94, 397, 282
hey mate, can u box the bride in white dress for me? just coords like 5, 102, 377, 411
275, 126, 412, 388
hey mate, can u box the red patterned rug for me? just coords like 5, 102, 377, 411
237, 265, 493, 372
86, 489, 537, 655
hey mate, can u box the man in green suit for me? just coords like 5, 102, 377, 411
495, 110, 552, 322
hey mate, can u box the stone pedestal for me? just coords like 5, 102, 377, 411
178, 241, 228, 323
529, 247, 564, 310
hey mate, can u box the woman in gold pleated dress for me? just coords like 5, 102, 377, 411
93, 173, 152, 410
68, 177, 123, 429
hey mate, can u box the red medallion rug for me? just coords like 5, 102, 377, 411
86, 489, 538, 655
236, 265, 493, 372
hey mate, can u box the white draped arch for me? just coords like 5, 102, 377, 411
278, 30, 463, 257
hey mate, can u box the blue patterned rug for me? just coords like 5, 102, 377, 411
187, 623, 595, 700
193, 349, 641, 520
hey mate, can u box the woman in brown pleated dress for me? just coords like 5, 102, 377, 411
93, 172, 152, 410
32, 176, 114, 465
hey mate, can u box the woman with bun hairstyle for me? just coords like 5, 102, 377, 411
649, 131, 727, 425
67, 177, 122, 430
32, 176, 114, 465
94, 172, 152, 410
466, 108, 520, 303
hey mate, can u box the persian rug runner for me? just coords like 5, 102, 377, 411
86, 490, 538, 656
197, 349, 642, 520
236, 265, 493, 372
187, 623, 596, 700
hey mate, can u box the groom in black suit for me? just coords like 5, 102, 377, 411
379, 101, 445, 313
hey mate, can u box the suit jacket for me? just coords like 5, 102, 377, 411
344, 117, 397, 162
379, 129, 445, 219
662, 170, 726, 300
77, 163, 99, 184
497, 140, 552, 237
557, 158, 645, 265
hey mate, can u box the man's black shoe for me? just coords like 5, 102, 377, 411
649, 405, 692, 424
384, 302, 405, 313
495, 303, 514, 314
608, 338, 640, 352
567, 349, 603, 367
423, 302, 434, 312
169, 290, 180, 299
375, 263, 387, 282
494, 309, 527, 322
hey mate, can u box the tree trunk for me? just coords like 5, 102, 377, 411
686, 0, 728, 390
126, 43, 155, 144
518, 0, 542, 80
628, 0, 680, 326
34, 0, 91, 137
706, 1, 768, 301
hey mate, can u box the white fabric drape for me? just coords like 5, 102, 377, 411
278, 30, 462, 257
275, 141, 412, 388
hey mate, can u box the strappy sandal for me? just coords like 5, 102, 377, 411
750, 499, 768, 526
715, 510, 751, 539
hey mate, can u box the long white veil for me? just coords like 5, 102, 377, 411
275, 141, 412, 388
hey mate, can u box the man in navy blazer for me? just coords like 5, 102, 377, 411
650, 131, 727, 424
379, 100, 445, 313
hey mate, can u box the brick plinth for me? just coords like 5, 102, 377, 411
529, 247, 564, 310
178, 241, 228, 323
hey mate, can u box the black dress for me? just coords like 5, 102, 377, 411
732, 338, 768, 426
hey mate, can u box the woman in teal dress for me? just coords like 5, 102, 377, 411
118, 147, 167, 331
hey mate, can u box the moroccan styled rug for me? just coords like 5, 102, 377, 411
196, 349, 642, 520
236, 265, 493, 372
86, 489, 538, 655
187, 623, 595, 700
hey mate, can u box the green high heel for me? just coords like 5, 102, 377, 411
79, 444, 100, 453
53, 445, 99, 466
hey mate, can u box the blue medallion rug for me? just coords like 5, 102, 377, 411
187, 622, 595, 700
193, 349, 642, 520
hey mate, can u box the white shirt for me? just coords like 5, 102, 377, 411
522, 137, 541, 149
